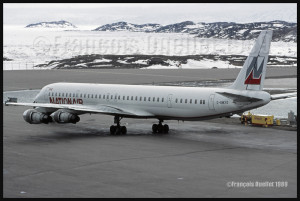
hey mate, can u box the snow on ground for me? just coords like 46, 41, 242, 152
142, 59, 240, 69
237, 29, 248, 35
3, 25, 297, 70
133, 60, 149, 64
184, 24, 205, 29
92, 58, 111, 63
141, 65, 179, 69
248, 97, 297, 118
117, 60, 130, 64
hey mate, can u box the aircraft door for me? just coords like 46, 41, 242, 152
167, 94, 173, 108
208, 94, 215, 110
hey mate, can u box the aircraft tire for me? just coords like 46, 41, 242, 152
121, 126, 127, 135
110, 125, 116, 135
163, 124, 169, 133
152, 124, 158, 133
157, 124, 164, 133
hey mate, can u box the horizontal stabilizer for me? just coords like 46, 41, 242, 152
271, 92, 297, 100
216, 92, 262, 103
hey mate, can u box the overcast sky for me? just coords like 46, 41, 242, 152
3, 3, 297, 27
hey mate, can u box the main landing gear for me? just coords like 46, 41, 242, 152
110, 116, 127, 135
109, 117, 169, 135
152, 119, 169, 134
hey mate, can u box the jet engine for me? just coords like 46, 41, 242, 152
23, 109, 52, 124
51, 110, 80, 124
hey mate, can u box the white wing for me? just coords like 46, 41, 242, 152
5, 102, 154, 117
271, 92, 297, 100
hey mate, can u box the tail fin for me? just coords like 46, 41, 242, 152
229, 30, 273, 91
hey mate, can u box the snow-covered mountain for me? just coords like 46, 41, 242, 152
94, 21, 161, 32
93, 20, 297, 42
193, 20, 297, 42
25, 20, 77, 29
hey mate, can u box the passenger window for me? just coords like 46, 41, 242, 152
76, 93, 78, 97
123, 96, 125, 100
131, 96, 133, 100
148, 97, 151, 101
115, 95, 117, 99
58, 93, 61, 96
153, 97, 155, 102
99, 95, 101, 99
180, 99, 182, 103
135, 96, 138, 101
185, 99, 187, 103
162, 98, 164, 102
55, 92, 57, 96
157, 97, 159, 102
140, 97, 142, 101
103, 95, 105, 99
91, 94, 93, 98
195, 99, 197, 104
200, 100, 202, 104
190, 99, 192, 104
69, 93, 71, 97
95, 94, 97, 98
49, 92, 51, 96
73, 93, 75, 97
87, 94, 89, 98
52, 92, 54, 96
144, 97, 146, 101
80, 94, 82, 98
127, 96, 129, 100
111, 95, 113, 99
203, 100, 205, 104
175, 98, 178, 103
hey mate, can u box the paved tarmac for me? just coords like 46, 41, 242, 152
3, 67, 297, 91
3, 68, 297, 198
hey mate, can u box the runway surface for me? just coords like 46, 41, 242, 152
3, 68, 297, 198
3, 67, 297, 91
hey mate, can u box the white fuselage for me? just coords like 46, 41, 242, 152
35, 82, 271, 121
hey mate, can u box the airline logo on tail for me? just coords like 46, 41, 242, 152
244, 56, 264, 85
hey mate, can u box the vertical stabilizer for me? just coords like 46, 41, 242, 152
228, 30, 273, 91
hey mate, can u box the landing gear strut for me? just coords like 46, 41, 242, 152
152, 119, 169, 134
110, 116, 127, 135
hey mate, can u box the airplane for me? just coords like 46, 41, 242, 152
5, 30, 296, 135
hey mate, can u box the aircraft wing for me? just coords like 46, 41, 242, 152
271, 92, 297, 100
5, 102, 154, 117
216, 92, 262, 103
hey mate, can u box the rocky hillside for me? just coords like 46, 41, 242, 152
25, 20, 77, 29
34, 54, 297, 69
93, 20, 297, 42
94, 21, 161, 32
